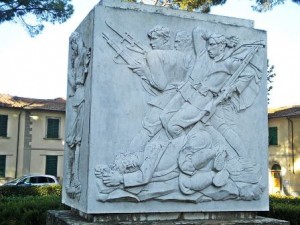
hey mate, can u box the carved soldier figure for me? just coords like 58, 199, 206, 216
162, 28, 263, 158
95, 136, 184, 201
65, 32, 91, 199
178, 128, 264, 201
178, 130, 217, 194
126, 26, 194, 153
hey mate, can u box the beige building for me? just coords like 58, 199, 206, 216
0, 94, 66, 185
268, 106, 300, 196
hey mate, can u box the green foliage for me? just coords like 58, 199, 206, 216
0, 191, 299, 225
269, 194, 300, 206
131, 0, 300, 12
0, 185, 67, 225
267, 60, 276, 104
251, 0, 300, 12
0, 195, 68, 225
0, 184, 62, 198
0, 0, 74, 37
173, 0, 227, 12
2, 0, 300, 36
258, 194, 300, 225
251, 0, 285, 12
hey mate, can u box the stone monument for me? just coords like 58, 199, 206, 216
47, 0, 288, 224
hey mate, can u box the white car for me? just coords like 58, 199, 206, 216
3, 174, 59, 186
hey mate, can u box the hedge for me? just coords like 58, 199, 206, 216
0, 185, 68, 225
258, 194, 300, 225
0, 186, 300, 225
0, 184, 62, 198
0, 195, 68, 225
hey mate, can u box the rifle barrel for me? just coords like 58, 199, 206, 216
102, 33, 109, 42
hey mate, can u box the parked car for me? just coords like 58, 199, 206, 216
3, 174, 59, 186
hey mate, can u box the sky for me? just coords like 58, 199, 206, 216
0, 0, 299, 108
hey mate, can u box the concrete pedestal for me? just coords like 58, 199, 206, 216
63, 0, 269, 214
47, 210, 289, 225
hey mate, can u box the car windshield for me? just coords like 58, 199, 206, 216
5, 176, 26, 184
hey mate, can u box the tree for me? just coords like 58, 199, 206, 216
134, 0, 300, 12
252, 0, 300, 12
0, 0, 73, 37
267, 60, 276, 104
172, 0, 227, 12
136, 0, 227, 12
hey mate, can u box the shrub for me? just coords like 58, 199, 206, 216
0, 185, 67, 225
269, 194, 300, 206
0, 195, 68, 225
259, 194, 300, 225
0, 184, 62, 198
1, 190, 299, 225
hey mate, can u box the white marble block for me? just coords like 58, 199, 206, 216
63, 0, 268, 214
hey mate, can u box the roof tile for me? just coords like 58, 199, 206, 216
0, 94, 65, 112
268, 106, 300, 119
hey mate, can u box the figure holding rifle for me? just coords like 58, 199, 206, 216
162, 28, 264, 158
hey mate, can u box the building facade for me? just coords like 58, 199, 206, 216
268, 106, 300, 196
0, 94, 66, 185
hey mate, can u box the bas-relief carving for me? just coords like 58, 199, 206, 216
95, 22, 266, 203
65, 31, 91, 200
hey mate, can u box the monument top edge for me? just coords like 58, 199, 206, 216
98, 0, 255, 29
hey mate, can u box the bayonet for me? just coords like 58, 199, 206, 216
105, 20, 150, 54
102, 32, 141, 65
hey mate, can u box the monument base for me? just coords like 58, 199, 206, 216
47, 210, 289, 225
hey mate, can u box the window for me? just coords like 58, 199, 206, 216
269, 127, 278, 145
37, 176, 48, 184
47, 177, 55, 183
46, 156, 58, 177
271, 164, 281, 171
0, 115, 8, 137
20, 176, 56, 185
23, 177, 30, 184
46, 118, 60, 139
29, 177, 39, 184
0, 155, 6, 177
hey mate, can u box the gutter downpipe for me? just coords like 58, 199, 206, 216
287, 117, 295, 174
15, 103, 32, 178
15, 110, 22, 178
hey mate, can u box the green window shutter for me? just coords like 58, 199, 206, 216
46, 156, 58, 177
47, 118, 59, 138
269, 127, 278, 145
0, 155, 6, 177
0, 115, 8, 137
